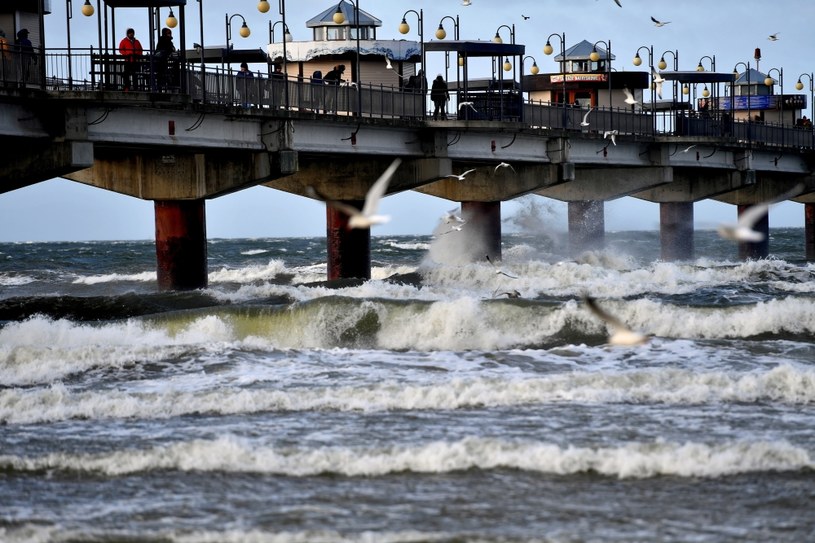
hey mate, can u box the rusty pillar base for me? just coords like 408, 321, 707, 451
326, 202, 371, 280
154, 200, 208, 291
806, 203, 815, 262
568, 200, 605, 255
461, 201, 502, 262
659, 202, 694, 261
737, 204, 769, 260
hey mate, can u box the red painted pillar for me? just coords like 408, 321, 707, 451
326, 202, 371, 280
737, 204, 769, 260
461, 201, 502, 261
806, 203, 815, 262
659, 202, 694, 261
568, 200, 604, 254
154, 200, 208, 290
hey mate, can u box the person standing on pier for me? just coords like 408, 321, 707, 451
154, 27, 175, 91
0, 29, 9, 80
118, 28, 143, 91
15, 29, 34, 83
431, 74, 449, 120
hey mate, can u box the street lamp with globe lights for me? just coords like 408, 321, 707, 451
795, 72, 813, 123
543, 32, 567, 110
398, 9, 425, 84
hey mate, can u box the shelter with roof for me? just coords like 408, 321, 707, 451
266, 0, 420, 89
522, 40, 647, 109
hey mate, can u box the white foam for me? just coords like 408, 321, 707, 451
72, 271, 156, 285
2, 435, 810, 479
0, 273, 36, 286
4, 363, 813, 424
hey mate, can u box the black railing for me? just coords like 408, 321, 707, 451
2, 48, 814, 151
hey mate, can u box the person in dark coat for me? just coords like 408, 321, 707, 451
430, 74, 449, 120
15, 28, 34, 82
154, 27, 175, 90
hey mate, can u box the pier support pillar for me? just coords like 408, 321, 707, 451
737, 204, 769, 260
326, 202, 371, 280
154, 200, 208, 290
659, 202, 694, 261
806, 203, 815, 262
568, 200, 604, 254
461, 201, 502, 262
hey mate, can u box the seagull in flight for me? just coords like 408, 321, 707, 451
307, 159, 401, 229
580, 107, 593, 127
493, 289, 521, 299
385, 57, 393, 70
716, 183, 804, 242
651, 16, 670, 27
623, 87, 639, 107
461, 0, 472, 5
443, 209, 466, 224
603, 130, 618, 145
651, 69, 665, 99
494, 162, 516, 174
768, 32, 780, 41
486, 255, 519, 279
521, 14, 531, 20
445, 168, 477, 181
583, 295, 649, 347
612, 0, 622, 6
682, 144, 697, 153
459, 101, 478, 112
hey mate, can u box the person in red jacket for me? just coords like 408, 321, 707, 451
118, 28, 143, 90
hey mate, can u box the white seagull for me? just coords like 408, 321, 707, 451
445, 168, 477, 181
385, 57, 393, 70
716, 183, 804, 242
580, 107, 594, 127
768, 32, 780, 41
486, 255, 519, 279
494, 162, 516, 174
603, 130, 618, 145
623, 87, 639, 107
583, 295, 649, 347
307, 159, 401, 229
443, 209, 467, 224
459, 101, 478, 112
493, 289, 522, 299
682, 144, 697, 153
461, 0, 472, 6
651, 16, 670, 27
651, 69, 665, 99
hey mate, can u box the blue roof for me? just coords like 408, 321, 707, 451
307, 1, 382, 28
734, 68, 769, 86
556, 39, 615, 62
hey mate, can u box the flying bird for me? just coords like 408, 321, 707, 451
682, 144, 697, 153
521, 15, 531, 20
612, 0, 622, 6
651, 69, 665, 99
486, 255, 519, 279
385, 57, 393, 70
459, 101, 478, 112
583, 295, 649, 347
580, 107, 594, 127
493, 289, 522, 299
443, 209, 466, 224
622, 87, 639, 107
603, 130, 618, 145
461, 0, 472, 5
306, 159, 401, 229
651, 16, 670, 27
716, 183, 804, 242
445, 168, 477, 181
494, 162, 516, 174
768, 32, 780, 41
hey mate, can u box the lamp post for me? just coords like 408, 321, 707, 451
523, 55, 539, 75
657, 49, 679, 102
493, 24, 515, 44
66, 0, 96, 88
795, 72, 814, 124
765, 67, 784, 131
436, 15, 459, 86
225, 13, 250, 57
696, 55, 715, 72
590, 40, 612, 112
734, 61, 751, 139
267, 3, 291, 107
333, 1, 363, 116
398, 8, 425, 117
543, 32, 567, 124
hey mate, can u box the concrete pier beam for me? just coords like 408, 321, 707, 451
806, 203, 815, 262
461, 201, 502, 262
568, 200, 604, 254
737, 204, 769, 260
659, 202, 694, 261
326, 201, 371, 280
154, 200, 208, 290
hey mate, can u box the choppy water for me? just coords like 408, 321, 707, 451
1, 228, 814, 542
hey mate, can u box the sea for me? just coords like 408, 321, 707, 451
1, 224, 814, 543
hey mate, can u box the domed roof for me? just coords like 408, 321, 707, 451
306, 0, 381, 28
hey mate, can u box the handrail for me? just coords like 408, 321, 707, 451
2, 48, 813, 151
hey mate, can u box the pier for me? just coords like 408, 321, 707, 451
1, 1, 814, 289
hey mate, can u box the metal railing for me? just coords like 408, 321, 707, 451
2, 48, 814, 151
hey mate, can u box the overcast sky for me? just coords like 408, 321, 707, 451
1, 0, 811, 242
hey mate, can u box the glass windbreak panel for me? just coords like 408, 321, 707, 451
327, 27, 347, 40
